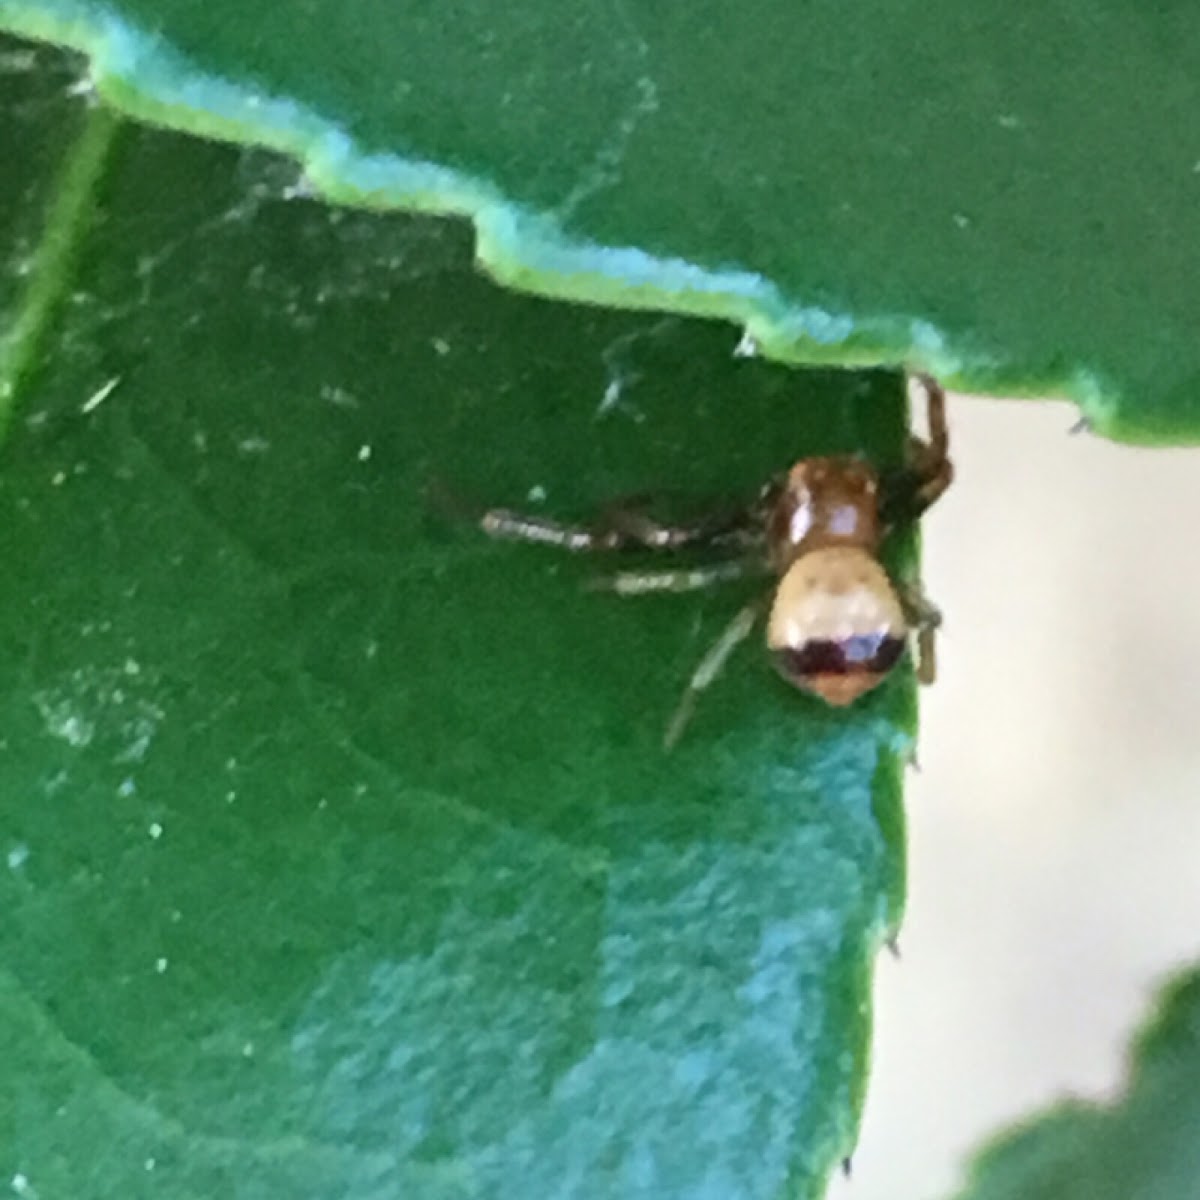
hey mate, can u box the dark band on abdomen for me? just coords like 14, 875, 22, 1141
773, 633, 905, 680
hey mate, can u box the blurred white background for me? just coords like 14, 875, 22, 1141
827, 393, 1200, 1200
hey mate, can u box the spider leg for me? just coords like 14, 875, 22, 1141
915, 372, 949, 461
479, 493, 764, 555
586, 559, 765, 595
597, 498, 763, 551
898, 581, 942, 685
880, 375, 954, 530
664, 601, 761, 750
912, 623, 938, 685
479, 509, 622, 551
907, 374, 954, 516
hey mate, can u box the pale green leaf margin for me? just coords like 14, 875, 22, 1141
0, 1, 1117, 431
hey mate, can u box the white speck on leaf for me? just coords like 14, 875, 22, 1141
33, 694, 94, 747
65, 74, 95, 100
7, 844, 29, 871
0, 49, 38, 71
80, 375, 121, 414
597, 377, 624, 418
733, 330, 760, 358
321, 384, 359, 409
596, 318, 675, 420
281, 177, 315, 200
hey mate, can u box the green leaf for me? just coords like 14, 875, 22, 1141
947, 967, 1200, 1200
1, 0, 1198, 441
1, 40, 911, 1199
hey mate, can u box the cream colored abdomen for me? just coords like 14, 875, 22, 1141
767, 547, 906, 650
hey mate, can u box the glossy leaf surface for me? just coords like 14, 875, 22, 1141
0, 1, 1198, 440
0, 41, 912, 1200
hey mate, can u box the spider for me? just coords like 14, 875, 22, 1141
476, 373, 953, 747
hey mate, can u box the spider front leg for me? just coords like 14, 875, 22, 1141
479, 508, 622, 552
479, 494, 759, 555
897, 376, 951, 684
907, 374, 954, 516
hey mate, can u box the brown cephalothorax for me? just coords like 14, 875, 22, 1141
477, 374, 953, 747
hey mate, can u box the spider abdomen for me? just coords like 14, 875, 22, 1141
767, 547, 907, 706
